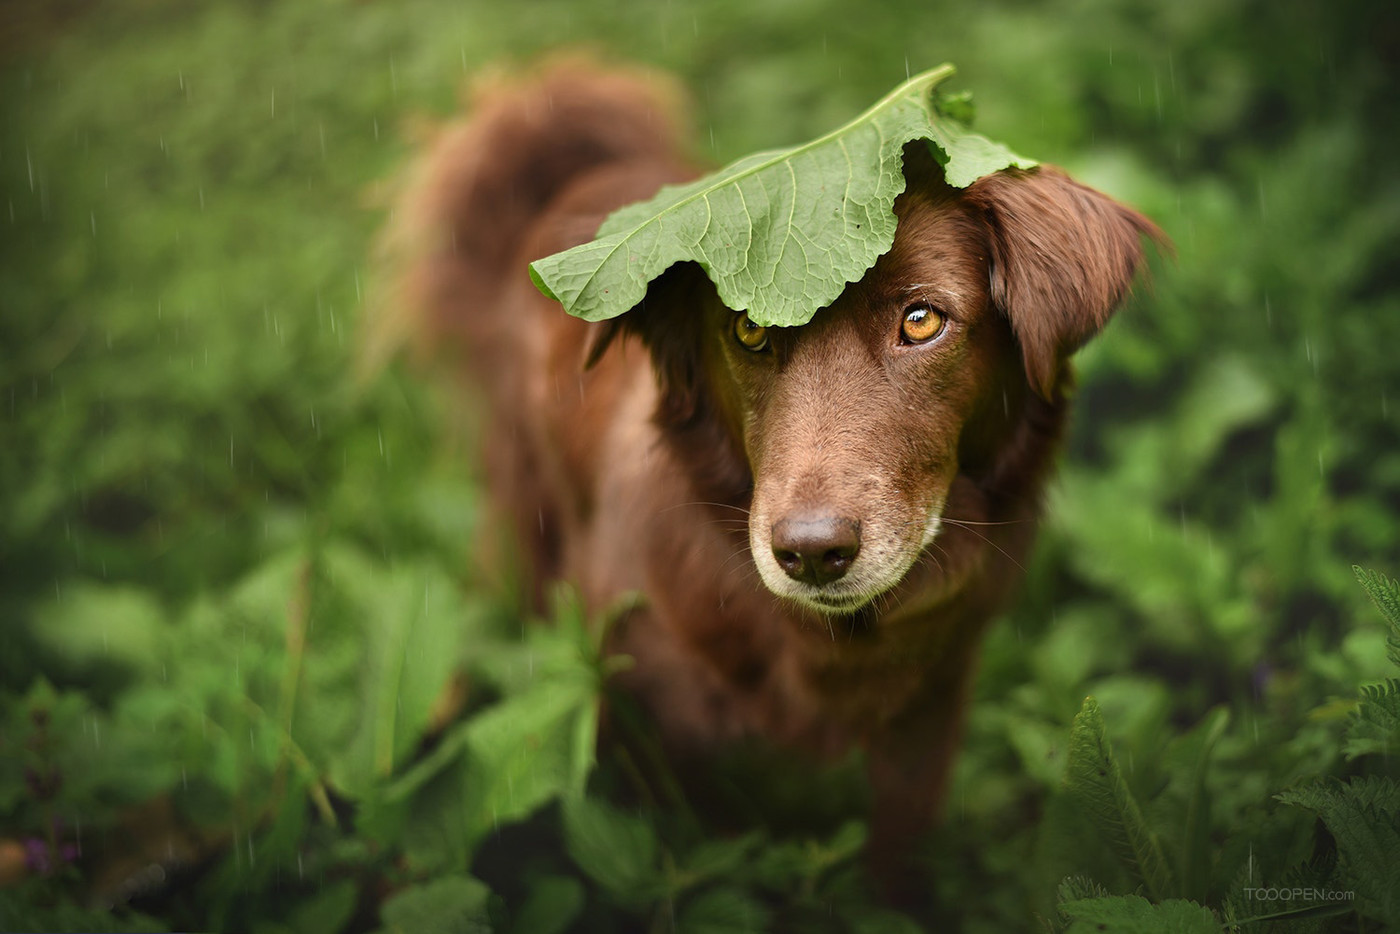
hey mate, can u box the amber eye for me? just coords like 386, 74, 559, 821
733, 313, 769, 352
900, 304, 946, 344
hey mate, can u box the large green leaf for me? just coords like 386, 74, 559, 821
528, 64, 1034, 327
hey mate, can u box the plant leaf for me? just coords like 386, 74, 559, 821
561, 795, 660, 907
1064, 696, 1176, 902
457, 667, 598, 850
1060, 895, 1218, 934
528, 64, 1034, 327
1344, 678, 1400, 759
676, 886, 771, 934
1276, 776, 1400, 925
374, 874, 491, 934
1057, 875, 1111, 905
1353, 566, 1400, 667
508, 875, 585, 934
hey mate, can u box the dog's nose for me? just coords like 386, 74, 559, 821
771, 516, 861, 586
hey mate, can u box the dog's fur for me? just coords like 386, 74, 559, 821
384, 61, 1161, 868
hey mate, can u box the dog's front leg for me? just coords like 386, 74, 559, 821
863, 672, 975, 905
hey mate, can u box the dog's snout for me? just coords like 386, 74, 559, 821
771, 516, 862, 586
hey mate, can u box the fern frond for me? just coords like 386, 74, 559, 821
1065, 697, 1176, 902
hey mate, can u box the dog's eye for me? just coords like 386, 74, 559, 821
733, 313, 770, 352
900, 304, 946, 344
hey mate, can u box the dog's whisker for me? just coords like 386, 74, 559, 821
661, 500, 753, 517
942, 522, 1027, 574
902, 514, 1028, 575
939, 516, 1031, 528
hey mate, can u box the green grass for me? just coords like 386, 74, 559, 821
2, 0, 1398, 931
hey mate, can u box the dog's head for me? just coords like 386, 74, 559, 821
600, 148, 1160, 614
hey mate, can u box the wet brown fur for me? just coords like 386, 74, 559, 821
381, 59, 1163, 886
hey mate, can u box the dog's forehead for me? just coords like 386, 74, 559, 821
855, 191, 986, 294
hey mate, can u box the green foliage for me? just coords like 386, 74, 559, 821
374, 875, 492, 934
1354, 566, 1400, 666
528, 64, 1032, 327
1039, 569, 1400, 932
1343, 680, 1400, 759
1065, 697, 1176, 901
2, 0, 1397, 931
1060, 895, 1219, 934
1275, 777, 1400, 925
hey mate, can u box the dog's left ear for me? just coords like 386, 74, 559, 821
967, 167, 1164, 399
581, 262, 707, 427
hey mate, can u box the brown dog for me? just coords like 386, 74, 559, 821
385, 61, 1160, 872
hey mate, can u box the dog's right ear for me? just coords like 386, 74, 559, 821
967, 167, 1164, 399
581, 262, 707, 427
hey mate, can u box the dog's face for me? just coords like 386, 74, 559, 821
708, 191, 1024, 613
615, 158, 1156, 614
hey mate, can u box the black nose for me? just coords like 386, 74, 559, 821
771, 516, 862, 585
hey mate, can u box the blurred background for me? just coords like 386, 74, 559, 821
2, 0, 1397, 931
